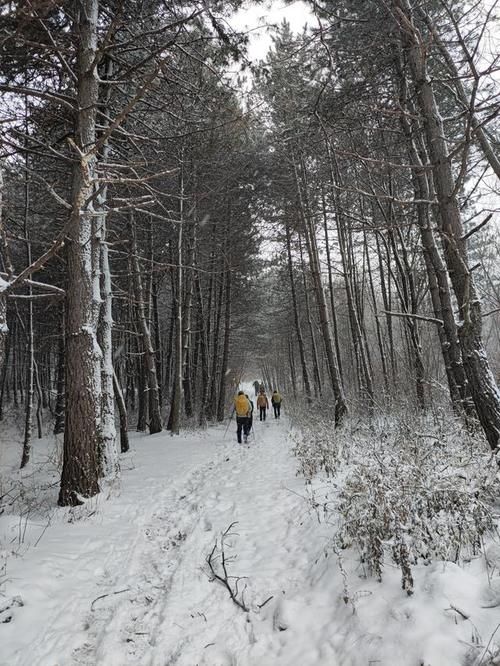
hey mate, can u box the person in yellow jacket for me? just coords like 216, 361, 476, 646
234, 391, 252, 444
271, 390, 282, 419
256, 389, 269, 421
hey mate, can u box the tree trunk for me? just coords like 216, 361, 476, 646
53, 308, 65, 435
113, 369, 129, 453
298, 234, 322, 398
182, 222, 196, 419
196, 271, 211, 425
321, 189, 343, 382
152, 280, 163, 409
96, 57, 118, 475
130, 216, 162, 434
34, 358, 43, 439
217, 261, 231, 422
365, 224, 389, 395
285, 222, 311, 402
0, 166, 8, 378
0, 328, 11, 421
21, 143, 33, 468
168, 160, 185, 434
207, 270, 224, 421
288, 336, 297, 399
59, 0, 102, 506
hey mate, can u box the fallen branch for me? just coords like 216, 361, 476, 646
258, 595, 274, 609
445, 603, 469, 620
206, 522, 249, 612
90, 588, 130, 611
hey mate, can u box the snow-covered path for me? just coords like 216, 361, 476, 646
6, 413, 494, 666
3, 415, 336, 666
71, 415, 330, 666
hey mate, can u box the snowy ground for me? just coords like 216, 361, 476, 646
2, 407, 500, 665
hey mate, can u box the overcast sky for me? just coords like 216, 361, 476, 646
229, 1, 312, 62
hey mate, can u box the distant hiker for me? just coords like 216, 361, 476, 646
253, 380, 260, 396
234, 391, 252, 444
256, 389, 269, 421
271, 390, 282, 419
244, 394, 254, 442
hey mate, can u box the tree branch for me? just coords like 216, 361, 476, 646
380, 310, 444, 326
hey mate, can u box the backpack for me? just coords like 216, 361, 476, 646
235, 394, 250, 417
272, 392, 281, 404
257, 394, 267, 408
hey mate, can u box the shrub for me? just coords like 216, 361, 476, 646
292, 408, 500, 595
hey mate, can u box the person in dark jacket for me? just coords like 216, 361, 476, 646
243, 394, 254, 442
271, 390, 282, 419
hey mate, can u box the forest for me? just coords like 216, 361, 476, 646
1, 1, 500, 664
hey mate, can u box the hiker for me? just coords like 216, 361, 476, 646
234, 391, 252, 444
244, 394, 254, 442
256, 389, 269, 421
253, 380, 260, 396
271, 389, 282, 419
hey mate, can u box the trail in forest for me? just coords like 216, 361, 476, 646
5, 411, 493, 666
69, 414, 330, 666
4, 413, 335, 666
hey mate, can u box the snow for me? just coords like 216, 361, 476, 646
2, 411, 500, 665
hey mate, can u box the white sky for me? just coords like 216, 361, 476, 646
229, 1, 312, 62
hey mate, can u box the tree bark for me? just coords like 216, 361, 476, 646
0, 167, 8, 375
321, 189, 344, 382
96, 56, 118, 475
217, 261, 231, 422
21, 137, 33, 469
285, 221, 311, 402
168, 159, 185, 434
298, 233, 322, 398
130, 216, 162, 434
113, 369, 129, 453
53, 308, 65, 435
59, 0, 102, 505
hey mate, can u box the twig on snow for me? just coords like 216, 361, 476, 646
257, 595, 274, 609
90, 587, 130, 611
445, 603, 469, 620
206, 522, 249, 612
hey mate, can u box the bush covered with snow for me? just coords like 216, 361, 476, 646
291, 405, 500, 596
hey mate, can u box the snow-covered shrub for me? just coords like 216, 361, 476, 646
293, 408, 500, 595
289, 401, 342, 481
